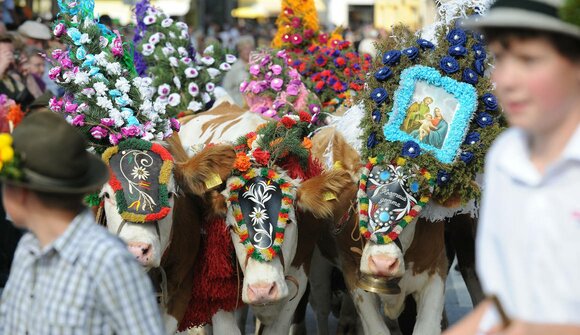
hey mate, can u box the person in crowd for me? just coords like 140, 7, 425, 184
444, 0, 580, 334
0, 112, 165, 334
0, 34, 34, 108
20, 46, 46, 97
17, 20, 50, 49
222, 34, 254, 107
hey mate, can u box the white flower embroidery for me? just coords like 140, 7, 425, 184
131, 166, 150, 180
249, 207, 269, 226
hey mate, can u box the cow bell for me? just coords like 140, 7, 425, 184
357, 273, 402, 295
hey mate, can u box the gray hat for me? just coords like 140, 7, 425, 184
17, 21, 51, 41
463, 0, 580, 40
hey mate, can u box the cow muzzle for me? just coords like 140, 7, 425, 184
246, 282, 280, 305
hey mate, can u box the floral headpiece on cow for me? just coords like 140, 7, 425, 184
225, 115, 317, 261
0, 95, 24, 133
356, 8, 506, 244
47, 0, 179, 153
133, 0, 236, 117
240, 49, 323, 123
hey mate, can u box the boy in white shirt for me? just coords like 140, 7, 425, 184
445, 0, 580, 334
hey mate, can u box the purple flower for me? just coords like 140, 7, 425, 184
286, 84, 300, 96
64, 101, 78, 113
446, 29, 467, 45
100, 118, 115, 127
90, 126, 108, 139
72, 114, 85, 126
249, 64, 261, 76
309, 104, 321, 114
158, 84, 171, 97
273, 100, 285, 110
260, 55, 271, 67
53, 23, 66, 37
188, 83, 199, 97
109, 133, 122, 145
251, 81, 265, 94
288, 68, 300, 81
48, 67, 61, 80
464, 132, 480, 145
121, 126, 141, 137
482, 93, 498, 111
370, 87, 388, 105
374, 67, 392, 81
270, 78, 284, 91
270, 64, 282, 75
51, 49, 64, 59
49, 97, 63, 112
462, 68, 479, 85
402, 141, 421, 158
382, 50, 401, 65
184, 67, 199, 78
61, 56, 73, 69
460, 151, 474, 164
476, 112, 494, 128
240, 81, 249, 92
440, 56, 460, 74
276, 50, 287, 59
170, 118, 181, 131
437, 170, 451, 186
205, 82, 215, 92
403, 47, 419, 60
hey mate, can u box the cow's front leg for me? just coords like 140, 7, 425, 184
350, 288, 391, 335
211, 309, 242, 335
412, 274, 445, 335
308, 247, 334, 335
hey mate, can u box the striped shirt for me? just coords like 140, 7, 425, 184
0, 210, 165, 335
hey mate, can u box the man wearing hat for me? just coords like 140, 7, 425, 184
17, 20, 51, 50
445, 0, 580, 334
0, 113, 165, 334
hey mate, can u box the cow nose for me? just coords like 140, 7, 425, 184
128, 242, 153, 265
247, 282, 279, 304
368, 255, 400, 277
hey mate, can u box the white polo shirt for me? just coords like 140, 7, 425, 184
477, 125, 580, 327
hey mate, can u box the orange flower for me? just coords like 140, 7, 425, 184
270, 138, 283, 147
7, 105, 24, 127
234, 152, 251, 172
302, 137, 312, 150
246, 132, 257, 148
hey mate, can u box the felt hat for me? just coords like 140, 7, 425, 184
17, 21, 52, 41
2, 112, 109, 193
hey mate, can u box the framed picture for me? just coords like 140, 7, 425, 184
383, 65, 477, 164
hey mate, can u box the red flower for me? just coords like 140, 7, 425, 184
291, 34, 303, 45
298, 111, 312, 123
334, 57, 346, 67
299, 63, 307, 73
312, 72, 322, 81
282, 34, 291, 42
283, 7, 294, 15
318, 33, 328, 44
304, 29, 314, 39
314, 81, 325, 91
321, 70, 332, 77
332, 81, 345, 92
344, 67, 352, 77
253, 148, 271, 166
281, 116, 296, 128
291, 17, 301, 28
349, 82, 364, 91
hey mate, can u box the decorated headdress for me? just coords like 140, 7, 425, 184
47, 0, 179, 153
133, 0, 236, 117
355, 3, 507, 244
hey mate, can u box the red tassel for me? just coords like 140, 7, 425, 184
279, 155, 323, 181
178, 217, 243, 331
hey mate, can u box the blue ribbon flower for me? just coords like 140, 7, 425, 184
448, 45, 467, 57
370, 87, 388, 105
127, 115, 140, 126
402, 140, 421, 158
88, 66, 100, 76
462, 68, 479, 85
482, 93, 498, 111
460, 151, 474, 164
446, 29, 467, 45
75, 46, 87, 60
464, 132, 480, 145
374, 67, 392, 82
440, 56, 460, 74
372, 110, 382, 123
476, 112, 494, 127
109, 89, 122, 97
417, 39, 434, 50
67, 28, 83, 46
93, 73, 109, 84
82, 54, 95, 68
367, 132, 378, 149
472, 44, 487, 60
382, 50, 401, 66
115, 96, 130, 106
437, 170, 451, 186
403, 47, 419, 60
474, 59, 485, 76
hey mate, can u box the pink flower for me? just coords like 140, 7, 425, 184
111, 30, 124, 57
100, 118, 115, 127
270, 64, 282, 75
288, 68, 300, 81
270, 78, 284, 91
318, 33, 328, 44
170, 118, 180, 131
109, 133, 122, 145
304, 29, 314, 39
249, 64, 261, 76
49, 97, 63, 112
291, 34, 303, 45
81, 88, 95, 96
64, 101, 78, 113
291, 17, 301, 28
48, 67, 61, 80
53, 23, 66, 37
90, 126, 108, 139
72, 114, 85, 126
282, 34, 290, 42
51, 49, 64, 59
240, 81, 249, 92
61, 56, 73, 68
286, 84, 299, 96
276, 50, 287, 59
263, 109, 277, 118
121, 126, 141, 137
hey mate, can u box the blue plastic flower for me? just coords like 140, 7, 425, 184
372, 110, 382, 123
464, 132, 481, 145
127, 115, 140, 126
474, 59, 485, 76
462, 68, 479, 85
437, 170, 451, 186
448, 45, 467, 57
82, 54, 95, 68
67, 28, 82, 45
382, 50, 401, 65
446, 29, 467, 45
115, 96, 130, 106
401, 141, 421, 158
374, 67, 393, 82
367, 132, 378, 149
472, 44, 487, 60
410, 181, 420, 193
93, 73, 109, 84
440, 56, 460, 74
88, 66, 100, 76
403, 47, 419, 60
417, 39, 434, 50
76, 46, 87, 60
476, 112, 494, 128
109, 89, 122, 97
370, 87, 388, 105
482, 93, 498, 111
460, 151, 474, 164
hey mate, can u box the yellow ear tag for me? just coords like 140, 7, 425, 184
333, 161, 343, 170
204, 172, 222, 189
322, 191, 337, 201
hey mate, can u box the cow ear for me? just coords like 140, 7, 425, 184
175, 144, 236, 196
295, 169, 355, 219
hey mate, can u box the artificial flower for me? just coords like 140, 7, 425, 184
446, 29, 467, 45
440, 56, 460, 74
382, 50, 401, 65
482, 93, 498, 111
370, 87, 388, 105
401, 141, 421, 158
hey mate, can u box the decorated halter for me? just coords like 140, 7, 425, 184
225, 116, 313, 262
102, 139, 173, 223
356, 11, 506, 245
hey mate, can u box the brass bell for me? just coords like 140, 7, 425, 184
357, 273, 402, 295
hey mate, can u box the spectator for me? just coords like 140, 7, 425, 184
21, 46, 46, 97
17, 20, 51, 49
222, 35, 254, 107
0, 34, 34, 108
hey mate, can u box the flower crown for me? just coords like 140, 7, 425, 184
48, 0, 179, 153
133, 0, 236, 117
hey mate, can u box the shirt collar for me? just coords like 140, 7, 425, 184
51, 210, 92, 264
560, 124, 580, 162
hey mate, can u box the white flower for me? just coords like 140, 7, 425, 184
225, 54, 237, 64
203, 45, 214, 55
143, 15, 156, 25
80, 33, 91, 44
142, 43, 155, 56
188, 83, 199, 97
206, 67, 220, 79
249, 207, 269, 226
141, 132, 154, 141
149, 33, 160, 45
169, 32, 176, 39
162, 47, 174, 57
93, 82, 109, 96
200, 56, 215, 66
176, 22, 188, 31
96, 96, 114, 110
94, 52, 108, 66
146, 7, 157, 15
154, 97, 168, 112
115, 77, 131, 93
106, 62, 122, 76
168, 93, 181, 107
83, 18, 93, 29
161, 18, 173, 27
140, 100, 153, 114
181, 57, 192, 65
202, 92, 211, 104
184, 67, 198, 78
205, 82, 215, 92
180, 30, 189, 40
158, 84, 171, 97
187, 100, 203, 112
131, 166, 150, 180
169, 57, 179, 67
73, 71, 90, 85
178, 47, 188, 57
109, 108, 125, 126
219, 62, 232, 71
173, 76, 181, 89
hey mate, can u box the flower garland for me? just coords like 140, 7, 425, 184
47, 0, 179, 153
241, 49, 322, 123
101, 138, 173, 223
0, 94, 24, 133
358, 14, 507, 205
133, 0, 236, 117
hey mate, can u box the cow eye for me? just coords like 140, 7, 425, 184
103, 192, 110, 199
168, 192, 173, 199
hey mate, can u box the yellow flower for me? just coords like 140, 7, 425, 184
0, 134, 12, 148
396, 157, 406, 166
369, 157, 378, 164
0, 147, 14, 162
423, 172, 431, 180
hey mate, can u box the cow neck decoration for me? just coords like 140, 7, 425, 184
102, 138, 173, 223
358, 155, 435, 244
225, 116, 312, 261
358, 13, 506, 209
